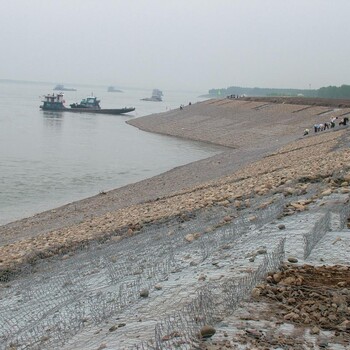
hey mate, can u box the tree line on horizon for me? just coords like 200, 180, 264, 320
208, 85, 350, 99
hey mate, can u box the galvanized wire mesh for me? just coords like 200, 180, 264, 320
0, 195, 285, 350
303, 211, 331, 259
131, 238, 286, 350
339, 200, 350, 229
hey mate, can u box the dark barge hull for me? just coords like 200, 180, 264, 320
41, 107, 135, 115
68, 107, 135, 115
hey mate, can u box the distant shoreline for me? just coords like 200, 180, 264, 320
199, 95, 350, 107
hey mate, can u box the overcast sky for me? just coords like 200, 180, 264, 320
1, 0, 349, 91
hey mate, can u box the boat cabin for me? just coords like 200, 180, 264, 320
82, 97, 100, 107
40, 93, 66, 110
70, 96, 101, 109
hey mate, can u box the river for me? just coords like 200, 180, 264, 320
0, 80, 222, 225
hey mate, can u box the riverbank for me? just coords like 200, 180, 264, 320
1, 98, 349, 268
2, 97, 347, 245
1, 98, 350, 349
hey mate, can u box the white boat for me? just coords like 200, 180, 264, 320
141, 89, 163, 102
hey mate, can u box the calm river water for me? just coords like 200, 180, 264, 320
0, 81, 221, 225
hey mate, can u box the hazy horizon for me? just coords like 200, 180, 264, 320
1, 0, 350, 92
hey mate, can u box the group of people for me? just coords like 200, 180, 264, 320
304, 115, 349, 136
179, 102, 191, 110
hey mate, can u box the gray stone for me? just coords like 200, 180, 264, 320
200, 325, 216, 338
139, 289, 149, 298
198, 274, 206, 281
109, 325, 118, 332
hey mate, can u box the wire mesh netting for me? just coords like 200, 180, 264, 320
4, 192, 345, 350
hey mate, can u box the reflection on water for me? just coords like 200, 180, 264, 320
0, 81, 218, 225
43, 111, 64, 129
43, 111, 64, 118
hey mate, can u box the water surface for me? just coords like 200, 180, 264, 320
0, 81, 222, 224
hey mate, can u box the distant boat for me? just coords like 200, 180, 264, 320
53, 84, 77, 91
141, 89, 163, 102
107, 86, 123, 93
40, 93, 135, 115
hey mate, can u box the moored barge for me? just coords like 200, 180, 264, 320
40, 93, 135, 115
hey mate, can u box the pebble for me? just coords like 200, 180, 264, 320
109, 325, 118, 332
318, 341, 329, 349
40, 336, 50, 342
198, 274, 206, 281
139, 289, 149, 298
287, 257, 298, 263
278, 224, 286, 230
200, 325, 216, 338
154, 284, 162, 290
284, 312, 299, 321
283, 187, 296, 196
110, 255, 118, 263
321, 189, 332, 196
185, 234, 195, 242
233, 200, 242, 208
245, 328, 262, 339
251, 287, 261, 297
338, 320, 350, 331
256, 248, 267, 255
272, 272, 282, 283
310, 326, 320, 335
